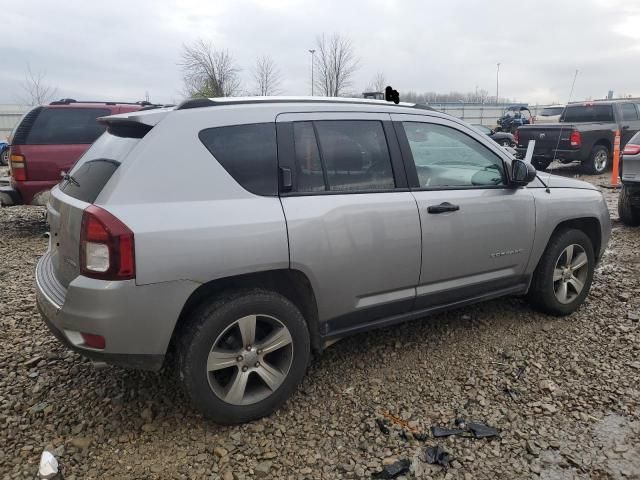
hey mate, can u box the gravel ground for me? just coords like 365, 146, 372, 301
1, 163, 639, 480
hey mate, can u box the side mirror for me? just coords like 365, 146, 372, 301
511, 159, 537, 186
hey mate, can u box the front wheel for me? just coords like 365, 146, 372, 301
527, 229, 595, 316
178, 289, 310, 424
583, 145, 609, 175
618, 185, 640, 226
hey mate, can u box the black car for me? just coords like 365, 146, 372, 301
472, 124, 515, 147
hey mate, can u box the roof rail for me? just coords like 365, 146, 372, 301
175, 96, 434, 111
49, 99, 157, 106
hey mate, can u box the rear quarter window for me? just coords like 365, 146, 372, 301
25, 107, 110, 145
198, 123, 278, 196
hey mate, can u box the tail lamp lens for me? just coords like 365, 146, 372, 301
10, 153, 26, 181
570, 131, 582, 147
80, 205, 135, 280
514, 129, 520, 145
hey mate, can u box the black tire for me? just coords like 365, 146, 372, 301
527, 229, 595, 316
0, 149, 8, 166
532, 158, 552, 171
618, 185, 640, 226
177, 289, 310, 424
582, 145, 609, 175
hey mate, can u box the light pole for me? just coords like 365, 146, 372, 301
308, 49, 316, 96
496, 62, 501, 104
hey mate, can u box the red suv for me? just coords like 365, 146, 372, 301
1, 100, 149, 205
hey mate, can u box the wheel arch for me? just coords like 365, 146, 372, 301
539, 216, 602, 268
169, 269, 322, 355
592, 138, 612, 153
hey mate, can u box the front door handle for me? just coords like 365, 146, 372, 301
427, 202, 460, 214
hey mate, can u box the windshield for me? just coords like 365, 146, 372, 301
562, 105, 614, 122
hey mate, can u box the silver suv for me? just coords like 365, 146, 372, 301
36, 97, 611, 423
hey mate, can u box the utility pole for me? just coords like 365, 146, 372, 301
308, 49, 316, 96
496, 62, 501, 104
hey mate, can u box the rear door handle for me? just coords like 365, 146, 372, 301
427, 202, 460, 214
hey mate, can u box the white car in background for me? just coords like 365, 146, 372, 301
534, 105, 565, 124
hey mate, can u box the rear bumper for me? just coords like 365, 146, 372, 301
35, 251, 199, 371
0, 185, 21, 205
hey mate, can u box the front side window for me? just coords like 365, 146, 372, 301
402, 122, 506, 188
294, 120, 395, 192
199, 123, 278, 196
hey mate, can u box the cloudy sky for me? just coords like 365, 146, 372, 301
2, 0, 639, 105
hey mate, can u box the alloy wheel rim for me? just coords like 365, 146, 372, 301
594, 151, 608, 172
206, 314, 293, 405
553, 244, 589, 304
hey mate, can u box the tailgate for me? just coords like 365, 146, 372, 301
47, 187, 89, 288
517, 126, 574, 152
14, 144, 88, 181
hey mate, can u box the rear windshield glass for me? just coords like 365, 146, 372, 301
541, 107, 563, 116
562, 105, 614, 123
59, 132, 139, 203
25, 107, 110, 145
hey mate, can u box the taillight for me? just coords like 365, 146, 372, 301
514, 129, 520, 145
623, 144, 640, 155
570, 130, 582, 147
80, 205, 135, 280
10, 153, 26, 181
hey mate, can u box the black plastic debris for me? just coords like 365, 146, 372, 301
423, 446, 450, 468
398, 429, 408, 441
376, 418, 390, 435
431, 426, 465, 438
414, 432, 428, 441
372, 459, 410, 479
467, 422, 499, 439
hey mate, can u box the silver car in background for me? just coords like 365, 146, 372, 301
35, 97, 611, 423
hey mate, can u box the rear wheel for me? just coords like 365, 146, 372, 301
618, 185, 640, 226
527, 229, 595, 316
0, 149, 8, 166
583, 145, 609, 175
178, 289, 310, 424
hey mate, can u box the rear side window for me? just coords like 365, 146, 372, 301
199, 123, 277, 196
60, 132, 140, 203
622, 103, 638, 121
293, 120, 395, 193
25, 108, 110, 144
562, 105, 614, 122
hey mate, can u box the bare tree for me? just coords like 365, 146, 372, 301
252, 55, 282, 96
314, 33, 359, 97
180, 39, 241, 98
18, 64, 58, 106
371, 72, 387, 92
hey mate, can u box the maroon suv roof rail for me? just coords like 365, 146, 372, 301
49, 99, 155, 106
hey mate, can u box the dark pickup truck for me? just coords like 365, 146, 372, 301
515, 100, 640, 174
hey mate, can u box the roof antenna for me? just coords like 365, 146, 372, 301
549, 69, 579, 176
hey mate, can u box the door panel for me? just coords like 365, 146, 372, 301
281, 193, 421, 323
276, 112, 421, 329
412, 188, 535, 307
391, 113, 536, 307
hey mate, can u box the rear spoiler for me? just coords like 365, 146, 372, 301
97, 107, 173, 138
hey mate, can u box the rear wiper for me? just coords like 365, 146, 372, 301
61, 171, 80, 187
